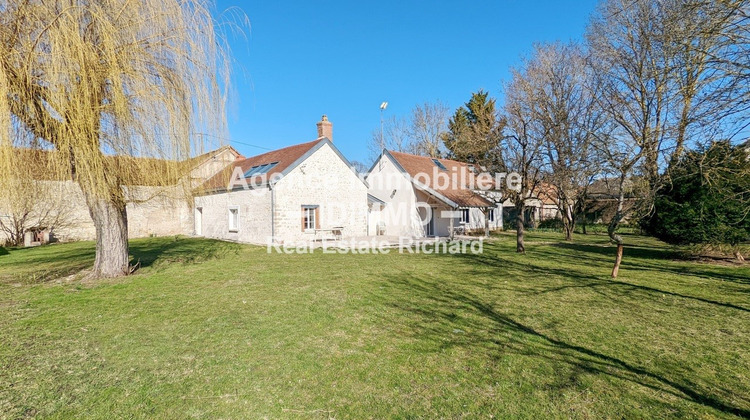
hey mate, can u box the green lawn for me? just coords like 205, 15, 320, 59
0, 233, 748, 419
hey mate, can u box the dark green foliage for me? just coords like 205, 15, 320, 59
644, 141, 750, 245
442, 90, 504, 171
538, 218, 564, 230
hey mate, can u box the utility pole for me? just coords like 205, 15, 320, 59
379, 101, 388, 152
379, 102, 388, 170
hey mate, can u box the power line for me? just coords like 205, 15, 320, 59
192, 132, 273, 151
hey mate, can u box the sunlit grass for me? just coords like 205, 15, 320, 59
0, 233, 748, 418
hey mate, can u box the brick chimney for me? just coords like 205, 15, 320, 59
316, 115, 333, 141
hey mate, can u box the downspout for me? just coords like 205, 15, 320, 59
269, 182, 275, 243
498, 202, 503, 230
449, 206, 456, 240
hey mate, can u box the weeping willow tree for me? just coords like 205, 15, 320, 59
0, 0, 233, 277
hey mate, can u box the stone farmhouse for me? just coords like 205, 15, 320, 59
194, 116, 368, 245
366, 150, 504, 238
5, 116, 552, 248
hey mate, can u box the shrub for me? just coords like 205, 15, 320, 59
537, 218, 564, 230
642, 141, 750, 246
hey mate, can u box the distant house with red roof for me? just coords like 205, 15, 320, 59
193, 116, 368, 244
366, 150, 503, 238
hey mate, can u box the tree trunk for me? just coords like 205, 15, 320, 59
608, 175, 627, 279
516, 204, 525, 253
564, 223, 573, 241
611, 243, 624, 278
82, 188, 130, 278
581, 216, 587, 235
563, 203, 574, 241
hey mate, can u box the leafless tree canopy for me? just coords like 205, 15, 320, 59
502, 60, 546, 253
514, 42, 604, 240
368, 101, 449, 163
585, 0, 749, 275
497, 0, 749, 267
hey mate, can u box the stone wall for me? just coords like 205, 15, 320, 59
273, 142, 367, 243
193, 187, 272, 245
0, 181, 194, 245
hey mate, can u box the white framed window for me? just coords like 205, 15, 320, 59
302, 205, 319, 231
228, 206, 239, 232
489, 208, 495, 222
460, 208, 470, 224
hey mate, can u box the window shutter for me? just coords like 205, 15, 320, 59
301, 207, 305, 231
315, 207, 320, 229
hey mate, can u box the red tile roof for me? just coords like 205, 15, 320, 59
199, 139, 323, 192
387, 151, 495, 208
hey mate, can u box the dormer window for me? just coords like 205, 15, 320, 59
244, 161, 279, 177
432, 159, 447, 171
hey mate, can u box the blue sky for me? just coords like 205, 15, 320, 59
216, 0, 600, 163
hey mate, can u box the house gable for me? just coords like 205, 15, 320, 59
370, 150, 493, 208
198, 138, 366, 194
268, 141, 368, 243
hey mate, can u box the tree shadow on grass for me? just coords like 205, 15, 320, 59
528, 277, 750, 313
466, 244, 750, 314
0, 246, 97, 284
1, 237, 242, 284
552, 242, 750, 285
129, 237, 242, 269
377, 271, 750, 418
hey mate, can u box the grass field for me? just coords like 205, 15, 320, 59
0, 232, 748, 419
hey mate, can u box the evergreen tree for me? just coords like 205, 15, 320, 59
644, 141, 750, 249
442, 90, 504, 171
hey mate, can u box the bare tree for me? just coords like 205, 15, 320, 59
663, 0, 750, 167
520, 42, 604, 241
587, 0, 750, 277
502, 66, 545, 253
409, 102, 450, 158
368, 101, 449, 163
350, 160, 369, 175
368, 115, 414, 162
587, 0, 672, 194
588, 0, 678, 277
0, 179, 80, 246
0, 1, 235, 277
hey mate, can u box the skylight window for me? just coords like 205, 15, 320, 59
244, 162, 279, 177
432, 159, 447, 171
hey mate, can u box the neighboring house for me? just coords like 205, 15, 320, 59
366, 150, 503, 238
194, 116, 368, 245
515, 183, 561, 225
535, 184, 562, 221
0, 146, 241, 246
582, 178, 641, 224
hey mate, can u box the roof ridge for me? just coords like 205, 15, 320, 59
235, 138, 323, 165
388, 150, 469, 166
